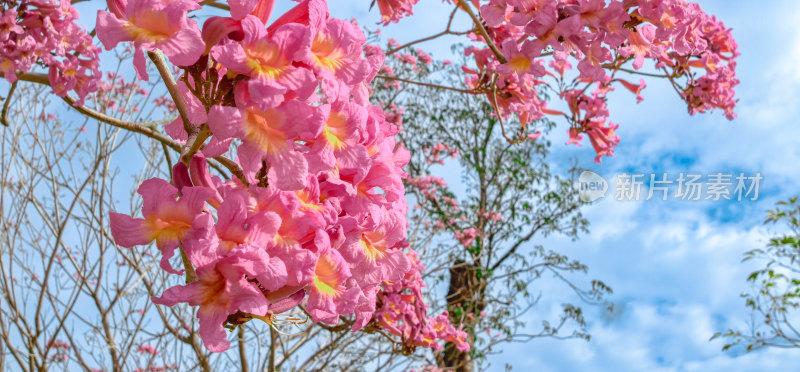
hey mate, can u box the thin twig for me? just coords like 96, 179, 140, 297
375, 75, 478, 94
147, 51, 196, 137
239, 326, 250, 372
457, 0, 507, 63
1, 81, 17, 127
199, 0, 231, 10
269, 327, 277, 372
386, 6, 467, 55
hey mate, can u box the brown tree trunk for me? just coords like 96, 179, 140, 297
438, 260, 486, 372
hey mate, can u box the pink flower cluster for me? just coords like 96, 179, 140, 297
423, 142, 459, 165
464, 0, 739, 162
560, 85, 621, 162
406, 175, 448, 201
137, 344, 158, 355
94, 72, 151, 114
0, 1, 100, 105
106, 0, 463, 353
46, 338, 70, 363
375, 249, 470, 352
96, 0, 205, 81
454, 227, 479, 247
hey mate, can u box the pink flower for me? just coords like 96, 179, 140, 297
153, 219, 272, 352
585, 120, 620, 163
454, 227, 479, 247
212, 17, 315, 109
618, 78, 647, 103
266, 0, 329, 34
300, 18, 369, 86
306, 247, 359, 324
109, 178, 214, 274
137, 344, 158, 355
619, 24, 656, 70
577, 40, 611, 81
340, 208, 410, 287
214, 190, 279, 253
201, 17, 245, 53
208, 100, 322, 190
480, 0, 509, 28
96, 0, 204, 80
48, 55, 98, 106
0, 9, 23, 41
497, 40, 545, 77
229, 0, 275, 21
334, 159, 405, 218
306, 101, 369, 174
374, 0, 420, 25
252, 186, 324, 287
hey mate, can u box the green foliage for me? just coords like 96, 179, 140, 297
714, 197, 800, 351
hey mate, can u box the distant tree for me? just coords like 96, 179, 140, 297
715, 197, 800, 351
365, 45, 613, 371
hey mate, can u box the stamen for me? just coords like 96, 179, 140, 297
251, 312, 310, 335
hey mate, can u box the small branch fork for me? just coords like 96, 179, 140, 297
385, 5, 471, 55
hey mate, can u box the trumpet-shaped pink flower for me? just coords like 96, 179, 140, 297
306, 248, 359, 324
252, 186, 323, 287
333, 160, 404, 218
497, 39, 546, 78
300, 18, 369, 85
585, 120, 620, 163
229, 0, 275, 21
340, 208, 410, 287
374, 0, 419, 25
619, 24, 657, 70
96, 0, 204, 80
214, 190, 281, 253
201, 16, 245, 53
208, 100, 322, 190
153, 217, 273, 352
307, 101, 370, 173
480, 0, 509, 28
213, 16, 315, 109
267, 0, 329, 34
0, 9, 22, 41
618, 78, 647, 103
109, 178, 214, 274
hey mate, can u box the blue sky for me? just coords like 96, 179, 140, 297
330, 0, 800, 371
